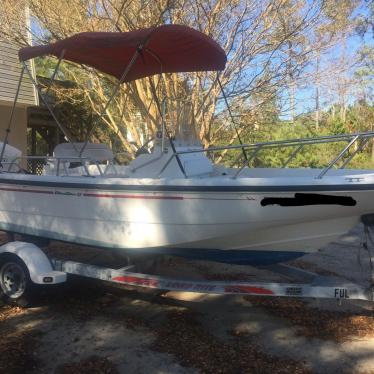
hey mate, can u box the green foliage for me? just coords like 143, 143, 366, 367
216, 101, 374, 170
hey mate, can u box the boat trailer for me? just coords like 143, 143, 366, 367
54, 259, 373, 301
0, 239, 373, 306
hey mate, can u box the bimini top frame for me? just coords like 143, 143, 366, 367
4, 25, 374, 179
12, 24, 228, 170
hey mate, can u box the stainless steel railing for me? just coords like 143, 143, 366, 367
0, 155, 118, 177
1, 131, 374, 179
163, 130, 374, 179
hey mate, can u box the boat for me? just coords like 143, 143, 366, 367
1, 24, 374, 266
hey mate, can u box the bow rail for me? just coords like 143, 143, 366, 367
164, 130, 374, 179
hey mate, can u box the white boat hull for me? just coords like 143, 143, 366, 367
0, 170, 373, 260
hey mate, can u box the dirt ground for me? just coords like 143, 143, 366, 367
1, 225, 374, 374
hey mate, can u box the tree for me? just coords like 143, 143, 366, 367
0, 0, 362, 158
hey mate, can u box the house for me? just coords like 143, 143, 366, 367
0, 39, 37, 156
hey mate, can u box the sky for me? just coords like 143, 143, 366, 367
286, 2, 374, 119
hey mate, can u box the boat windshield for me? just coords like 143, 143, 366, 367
166, 99, 200, 147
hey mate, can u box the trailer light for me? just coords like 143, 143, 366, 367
43, 277, 53, 283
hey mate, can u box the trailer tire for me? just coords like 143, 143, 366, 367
0, 254, 37, 307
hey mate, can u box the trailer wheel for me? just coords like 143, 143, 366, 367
0, 254, 36, 307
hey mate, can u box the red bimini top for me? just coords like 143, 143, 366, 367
19, 25, 227, 82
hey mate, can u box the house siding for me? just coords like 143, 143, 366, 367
0, 40, 37, 106
0, 105, 27, 157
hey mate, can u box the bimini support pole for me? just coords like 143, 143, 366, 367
147, 78, 187, 177
22, 61, 78, 152
145, 48, 187, 177
217, 77, 249, 163
45, 49, 65, 97
0, 66, 25, 165
79, 46, 143, 157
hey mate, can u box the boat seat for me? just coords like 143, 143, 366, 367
0, 142, 22, 172
43, 143, 115, 176
53, 142, 114, 162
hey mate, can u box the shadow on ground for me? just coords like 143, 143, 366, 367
0, 276, 373, 374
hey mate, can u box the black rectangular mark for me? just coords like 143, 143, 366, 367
261, 193, 356, 207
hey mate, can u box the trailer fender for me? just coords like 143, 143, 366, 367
0, 241, 66, 284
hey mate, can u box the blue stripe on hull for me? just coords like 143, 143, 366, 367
0, 222, 306, 266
